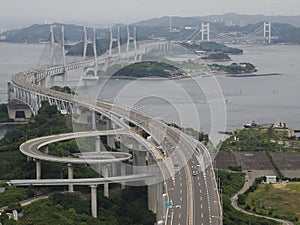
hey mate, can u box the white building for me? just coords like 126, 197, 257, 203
266, 176, 277, 184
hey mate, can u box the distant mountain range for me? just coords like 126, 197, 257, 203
137, 13, 300, 27
1, 13, 300, 44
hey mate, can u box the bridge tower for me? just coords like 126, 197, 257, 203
61, 25, 67, 85
264, 22, 272, 44
83, 26, 90, 60
93, 27, 98, 76
126, 26, 137, 61
201, 23, 210, 41
50, 25, 55, 65
109, 27, 121, 56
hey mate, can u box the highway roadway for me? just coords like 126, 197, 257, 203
10, 59, 222, 224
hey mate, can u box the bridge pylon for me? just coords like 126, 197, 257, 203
93, 27, 98, 76
126, 26, 137, 61
83, 26, 89, 60
201, 22, 210, 41
50, 25, 55, 65
61, 25, 67, 85
109, 27, 121, 56
264, 22, 272, 44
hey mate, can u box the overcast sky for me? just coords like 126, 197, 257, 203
1, 0, 299, 27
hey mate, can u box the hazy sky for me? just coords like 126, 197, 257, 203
1, 0, 299, 26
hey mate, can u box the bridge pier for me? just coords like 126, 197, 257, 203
95, 136, 101, 152
48, 76, 55, 88
35, 159, 41, 180
121, 143, 129, 153
90, 184, 98, 218
147, 156, 159, 213
102, 165, 109, 198
105, 119, 115, 149
68, 163, 74, 192
120, 163, 126, 190
156, 181, 165, 221
133, 149, 147, 174
91, 110, 96, 130
44, 145, 49, 154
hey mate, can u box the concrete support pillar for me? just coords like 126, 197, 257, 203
91, 110, 96, 130
156, 181, 164, 221
90, 185, 98, 218
95, 136, 101, 152
133, 150, 147, 174
111, 163, 117, 177
107, 135, 115, 149
44, 145, 49, 154
68, 163, 74, 192
120, 142, 129, 153
103, 165, 109, 198
120, 163, 126, 190
48, 76, 55, 88
148, 183, 157, 213
106, 119, 115, 149
40, 78, 47, 88
35, 159, 41, 180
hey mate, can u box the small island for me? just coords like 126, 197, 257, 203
209, 62, 257, 74
112, 61, 185, 79
181, 41, 243, 55
201, 52, 232, 62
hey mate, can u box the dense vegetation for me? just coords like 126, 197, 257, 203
1, 187, 155, 225
50, 86, 76, 95
181, 42, 243, 54
112, 61, 183, 78
201, 52, 231, 61
220, 128, 298, 152
238, 179, 300, 224
0, 102, 71, 181
0, 104, 13, 123
219, 170, 280, 225
209, 62, 257, 74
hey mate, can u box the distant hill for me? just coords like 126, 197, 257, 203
1, 13, 300, 45
0, 23, 108, 43
137, 13, 300, 27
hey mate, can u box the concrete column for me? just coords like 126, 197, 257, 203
35, 159, 41, 180
40, 78, 47, 88
90, 185, 98, 218
111, 163, 117, 177
133, 150, 147, 174
44, 145, 49, 154
103, 165, 109, 198
148, 183, 157, 213
68, 163, 74, 192
156, 181, 164, 221
91, 110, 96, 130
95, 136, 101, 152
48, 76, 55, 88
120, 143, 129, 153
120, 163, 126, 190
106, 120, 115, 149
107, 135, 115, 149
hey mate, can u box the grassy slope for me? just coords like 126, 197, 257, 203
219, 170, 279, 225
246, 183, 300, 224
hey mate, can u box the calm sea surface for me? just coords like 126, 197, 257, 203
1, 43, 299, 140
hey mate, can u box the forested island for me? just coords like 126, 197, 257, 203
112, 61, 184, 79
209, 62, 257, 74
201, 52, 232, 61
181, 41, 243, 55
